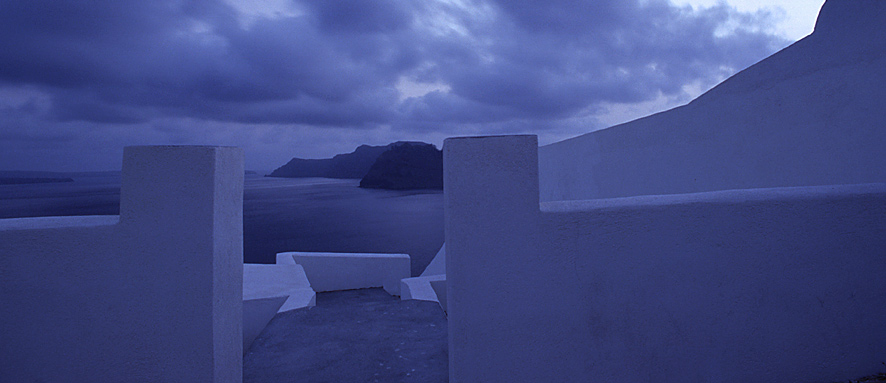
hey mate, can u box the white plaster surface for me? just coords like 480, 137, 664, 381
400, 274, 446, 303
0, 146, 244, 383
282, 251, 411, 295
0, 215, 119, 230
429, 279, 447, 313
243, 263, 316, 312
445, 135, 886, 383
538, 0, 886, 202
242, 260, 316, 353
243, 262, 317, 353
242, 296, 288, 354
420, 243, 446, 277
276, 252, 297, 265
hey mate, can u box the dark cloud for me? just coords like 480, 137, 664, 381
428, 0, 783, 115
0, 0, 789, 170
306, 0, 416, 34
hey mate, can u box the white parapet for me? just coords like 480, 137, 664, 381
119, 146, 244, 383
0, 146, 245, 383
400, 274, 446, 303
420, 243, 446, 277
243, 263, 316, 313
242, 263, 316, 353
429, 279, 447, 313
242, 296, 288, 354
279, 251, 411, 295
276, 252, 297, 265
445, 135, 886, 383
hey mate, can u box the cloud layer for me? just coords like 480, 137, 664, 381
0, 0, 788, 170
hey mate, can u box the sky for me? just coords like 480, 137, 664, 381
0, 0, 825, 172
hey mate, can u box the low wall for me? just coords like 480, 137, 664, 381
243, 263, 316, 313
0, 146, 244, 383
536, 19, 886, 203
280, 251, 410, 295
445, 135, 886, 383
401, 274, 446, 303
421, 243, 446, 277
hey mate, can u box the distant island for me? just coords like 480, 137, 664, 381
268, 141, 443, 190
359, 142, 443, 190
0, 177, 75, 185
267, 144, 391, 179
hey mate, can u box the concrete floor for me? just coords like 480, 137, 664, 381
244, 288, 448, 383
243, 288, 886, 383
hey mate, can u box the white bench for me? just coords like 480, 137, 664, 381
277, 252, 410, 295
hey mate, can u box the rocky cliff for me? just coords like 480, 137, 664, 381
359, 142, 443, 190
267, 144, 391, 179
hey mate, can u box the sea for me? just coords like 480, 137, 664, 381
0, 173, 444, 277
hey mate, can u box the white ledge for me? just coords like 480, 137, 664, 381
541, 183, 886, 213
279, 251, 411, 295
0, 215, 120, 231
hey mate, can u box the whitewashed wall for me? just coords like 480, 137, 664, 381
0, 146, 244, 383
538, 1, 886, 202
446, 135, 886, 383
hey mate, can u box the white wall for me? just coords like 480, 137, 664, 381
446, 135, 886, 383
243, 263, 316, 313
421, 243, 446, 277
0, 146, 244, 383
401, 274, 446, 303
282, 251, 410, 295
538, 4, 886, 202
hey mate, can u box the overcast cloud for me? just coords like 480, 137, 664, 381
0, 0, 789, 171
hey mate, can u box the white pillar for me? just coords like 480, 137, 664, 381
119, 146, 244, 382
444, 135, 540, 382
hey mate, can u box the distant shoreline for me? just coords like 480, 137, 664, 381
0, 177, 75, 185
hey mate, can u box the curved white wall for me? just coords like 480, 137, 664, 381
539, 3, 886, 201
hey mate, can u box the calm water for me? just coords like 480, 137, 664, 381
0, 174, 444, 276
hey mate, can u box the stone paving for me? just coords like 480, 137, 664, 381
244, 288, 448, 383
